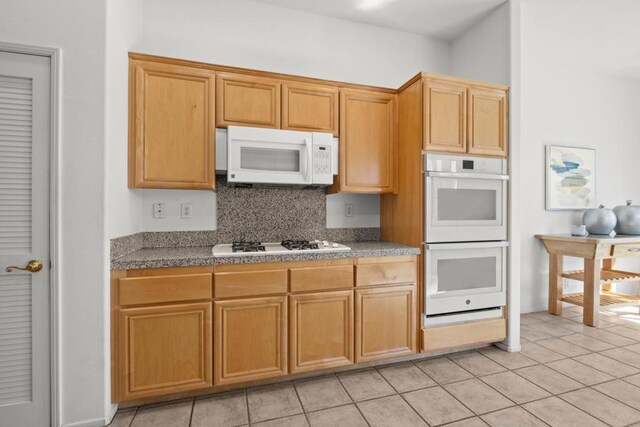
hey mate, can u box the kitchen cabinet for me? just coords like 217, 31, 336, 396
128, 59, 215, 190
111, 256, 417, 403
422, 75, 508, 158
282, 82, 339, 136
423, 80, 467, 153
467, 87, 508, 157
355, 284, 416, 363
289, 290, 354, 373
216, 72, 281, 129
214, 296, 287, 386
329, 89, 397, 194
116, 302, 212, 400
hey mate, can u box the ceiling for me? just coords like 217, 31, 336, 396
252, 0, 508, 41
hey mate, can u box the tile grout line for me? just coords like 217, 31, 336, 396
555, 386, 640, 426
291, 378, 312, 426
187, 398, 195, 427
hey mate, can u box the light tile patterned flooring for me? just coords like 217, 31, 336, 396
110, 305, 640, 427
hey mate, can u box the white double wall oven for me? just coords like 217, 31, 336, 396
423, 154, 509, 325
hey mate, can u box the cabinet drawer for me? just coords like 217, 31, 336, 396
118, 274, 212, 306
611, 244, 640, 257
290, 265, 354, 292
422, 318, 506, 352
356, 262, 416, 286
214, 270, 288, 298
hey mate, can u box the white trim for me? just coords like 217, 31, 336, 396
0, 41, 62, 427
504, 0, 522, 353
495, 342, 521, 353
61, 403, 116, 427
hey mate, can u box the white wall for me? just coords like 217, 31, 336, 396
450, 2, 511, 85
104, 0, 143, 421
137, 0, 451, 233
0, 1, 110, 426
141, 189, 216, 231
519, 0, 640, 312
142, 0, 450, 88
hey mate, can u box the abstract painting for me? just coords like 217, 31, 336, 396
546, 145, 596, 210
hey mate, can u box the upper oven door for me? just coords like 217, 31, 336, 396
425, 171, 508, 242
227, 126, 313, 185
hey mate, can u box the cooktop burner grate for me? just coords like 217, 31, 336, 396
280, 240, 320, 250
231, 241, 266, 253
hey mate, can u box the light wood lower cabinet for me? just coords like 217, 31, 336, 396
355, 284, 416, 363
214, 296, 287, 386
289, 290, 354, 373
116, 302, 212, 401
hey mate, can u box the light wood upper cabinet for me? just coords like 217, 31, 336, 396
467, 87, 508, 157
423, 76, 508, 158
116, 302, 212, 401
423, 79, 467, 153
214, 296, 287, 386
216, 72, 281, 128
282, 82, 339, 136
289, 290, 354, 374
330, 89, 397, 194
129, 59, 215, 190
355, 284, 416, 363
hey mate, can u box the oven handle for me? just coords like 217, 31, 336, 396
425, 241, 509, 250
425, 171, 509, 180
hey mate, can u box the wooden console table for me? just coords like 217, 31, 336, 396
536, 234, 640, 326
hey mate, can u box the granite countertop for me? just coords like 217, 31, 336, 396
111, 241, 421, 270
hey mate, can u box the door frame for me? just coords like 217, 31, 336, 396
0, 41, 61, 427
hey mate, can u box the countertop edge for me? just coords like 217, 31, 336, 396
111, 243, 421, 271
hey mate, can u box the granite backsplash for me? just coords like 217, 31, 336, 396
111, 177, 381, 260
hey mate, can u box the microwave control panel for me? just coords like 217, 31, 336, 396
312, 145, 332, 176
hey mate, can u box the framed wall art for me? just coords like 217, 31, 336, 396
546, 145, 596, 210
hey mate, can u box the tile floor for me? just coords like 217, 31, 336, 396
110, 305, 640, 427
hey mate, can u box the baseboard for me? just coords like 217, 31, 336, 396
495, 341, 521, 353
62, 404, 117, 427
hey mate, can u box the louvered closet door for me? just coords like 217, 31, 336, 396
0, 51, 50, 427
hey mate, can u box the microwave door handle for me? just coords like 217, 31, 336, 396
304, 138, 312, 183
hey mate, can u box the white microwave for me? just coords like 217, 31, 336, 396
225, 126, 338, 186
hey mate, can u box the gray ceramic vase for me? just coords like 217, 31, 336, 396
582, 204, 617, 235
614, 200, 640, 235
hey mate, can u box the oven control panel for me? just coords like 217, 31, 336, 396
424, 153, 506, 175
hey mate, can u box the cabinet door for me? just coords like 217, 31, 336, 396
467, 87, 508, 157
289, 290, 353, 374
116, 302, 212, 401
216, 72, 280, 128
355, 285, 416, 362
331, 89, 396, 193
282, 82, 339, 136
214, 296, 287, 386
423, 80, 467, 153
129, 59, 215, 190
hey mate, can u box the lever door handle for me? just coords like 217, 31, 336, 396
5, 260, 43, 273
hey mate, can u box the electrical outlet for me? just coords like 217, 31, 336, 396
152, 203, 166, 219
181, 203, 193, 219
345, 203, 354, 217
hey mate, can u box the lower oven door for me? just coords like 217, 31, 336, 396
425, 241, 507, 315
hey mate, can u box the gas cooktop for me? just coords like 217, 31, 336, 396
212, 240, 351, 257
